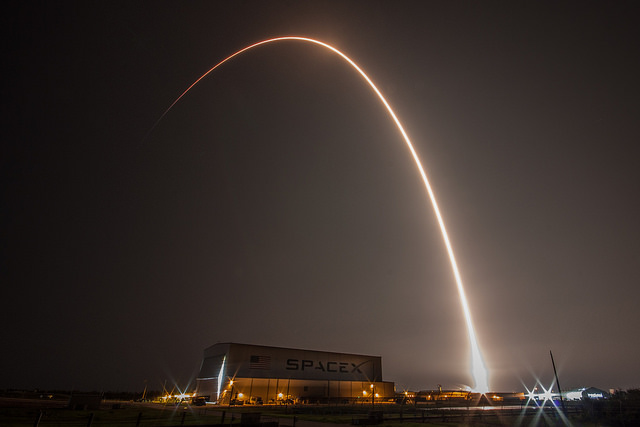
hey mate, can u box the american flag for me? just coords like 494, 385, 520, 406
249, 355, 271, 370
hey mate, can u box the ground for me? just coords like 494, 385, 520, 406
1, 396, 631, 426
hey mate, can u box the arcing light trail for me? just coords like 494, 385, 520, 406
149, 36, 490, 393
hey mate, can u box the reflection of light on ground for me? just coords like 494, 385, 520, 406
424, 405, 525, 411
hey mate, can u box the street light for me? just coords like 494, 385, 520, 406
370, 384, 375, 409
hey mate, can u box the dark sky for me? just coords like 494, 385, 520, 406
3, 1, 639, 393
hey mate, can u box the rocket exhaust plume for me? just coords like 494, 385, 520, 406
147, 36, 490, 393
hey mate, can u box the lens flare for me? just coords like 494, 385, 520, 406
216, 356, 226, 401
148, 36, 490, 392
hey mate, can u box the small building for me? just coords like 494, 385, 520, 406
195, 343, 394, 404
564, 387, 610, 401
414, 390, 524, 406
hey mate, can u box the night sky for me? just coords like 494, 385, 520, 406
3, 2, 639, 393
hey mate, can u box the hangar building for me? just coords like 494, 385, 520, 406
196, 343, 395, 404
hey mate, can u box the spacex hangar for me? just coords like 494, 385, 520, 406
196, 343, 395, 404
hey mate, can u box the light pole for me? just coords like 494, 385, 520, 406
370, 384, 375, 410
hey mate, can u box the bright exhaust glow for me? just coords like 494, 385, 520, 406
149, 36, 490, 392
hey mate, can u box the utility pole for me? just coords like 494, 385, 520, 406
141, 380, 148, 401
550, 350, 566, 413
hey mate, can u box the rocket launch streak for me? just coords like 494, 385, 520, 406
149, 36, 490, 393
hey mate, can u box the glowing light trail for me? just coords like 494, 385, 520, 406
149, 36, 489, 392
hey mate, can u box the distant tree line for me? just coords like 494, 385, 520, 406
0, 388, 164, 402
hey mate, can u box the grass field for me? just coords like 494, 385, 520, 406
0, 397, 634, 427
